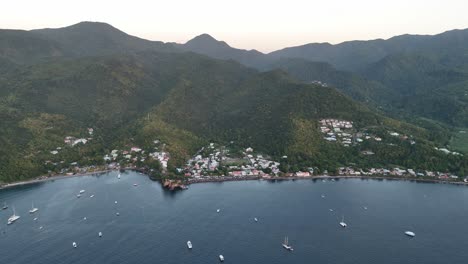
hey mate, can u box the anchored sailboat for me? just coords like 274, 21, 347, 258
7, 207, 20, 225
282, 236, 293, 251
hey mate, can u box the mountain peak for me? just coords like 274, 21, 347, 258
185, 33, 230, 49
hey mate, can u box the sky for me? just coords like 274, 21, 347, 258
2, 0, 468, 52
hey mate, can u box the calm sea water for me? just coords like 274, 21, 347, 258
1, 172, 468, 264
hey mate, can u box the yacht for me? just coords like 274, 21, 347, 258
99, 232, 103, 237
187, 240, 192, 249
7, 207, 20, 225
219, 255, 224, 262
405, 231, 415, 237
77, 194, 81, 198
79, 190, 85, 194
73, 242, 77, 248
2, 202, 8, 210
282, 236, 293, 251
339, 216, 347, 228
216, 209, 220, 213
29, 202, 38, 214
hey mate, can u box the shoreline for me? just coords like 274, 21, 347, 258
1, 170, 467, 191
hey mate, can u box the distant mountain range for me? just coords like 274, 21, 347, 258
1, 22, 467, 182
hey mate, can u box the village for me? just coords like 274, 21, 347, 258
39, 124, 466, 188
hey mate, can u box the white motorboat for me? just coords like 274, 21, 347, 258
99, 232, 103, 237
219, 255, 224, 261
187, 240, 192, 249
405, 231, 415, 237
216, 209, 220, 213
79, 190, 85, 194
73, 242, 77, 248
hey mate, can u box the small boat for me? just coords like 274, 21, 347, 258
99, 232, 103, 237
216, 209, 220, 213
133, 183, 138, 186
33, 217, 38, 221
83, 217, 87, 220
363, 206, 368, 210
114, 201, 118, 204
339, 216, 347, 228
254, 217, 258, 222
219, 255, 224, 262
2, 202, 8, 210
405, 231, 415, 237
282, 236, 293, 251
329, 209, 334, 212
77, 194, 81, 198
73, 242, 77, 248
321, 194, 325, 198
29, 202, 39, 214
116, 212, 120, 216
39, 226, 43, 230
7, 207, 20, 225
79, 190, 85, 194
90, 195, 94, 198
118, 174, 121, 179
187, 240, 192, 249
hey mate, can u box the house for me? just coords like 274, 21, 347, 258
50, 150, 59, 155
131, 147, 142, 153
295, 171, 310, 177
246, 147, 253, 152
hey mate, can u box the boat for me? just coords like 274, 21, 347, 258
33, 217, 38, 221
77, 194, 81, 198
7, 207, 20, 225
329, 209, 334, 212
118, 174, 121, 179
115, 201, 118, 204
73, 242, 77, 248
116, 212, 120, 216
29, 202, 38, 214
216, 209, 220, 213
282, 236, 293, 251
2, 202, 8, 210
83, 217, 87, 220
99, 232, 103, 237
254, 217, 258, 222
405, 231, 415, 237
321, 194, 326, 198
219, 255, 224, 262
339, 216, 347, 228
39, 226, 43, 230
79, 190, 85, 194
363, 206, 368, 210
133, 183, 138, 186
187, 240, 192, 249
90, 195, 94, 198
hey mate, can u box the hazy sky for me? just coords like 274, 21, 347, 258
2, 0, 468, 52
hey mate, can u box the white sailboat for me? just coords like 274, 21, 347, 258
282, 236, 293, 251
339, 216, 347, 228
187, 240, 192, 249
29, 202, 38, 214
2, 202, 8, 210
7, 207, 20, 225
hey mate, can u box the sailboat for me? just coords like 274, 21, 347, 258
339, 215, 347, 228
29, 202, 38, 214
2, 202, 8, 210
7, 207, 20, 225
282, 236, 293, 251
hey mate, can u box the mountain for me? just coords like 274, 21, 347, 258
0, 22, 179, 64
180, 33, 272, 68
1, 22, 467, 183
269, 28, 468, 71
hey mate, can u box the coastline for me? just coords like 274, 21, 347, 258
2, 170, 467, 191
